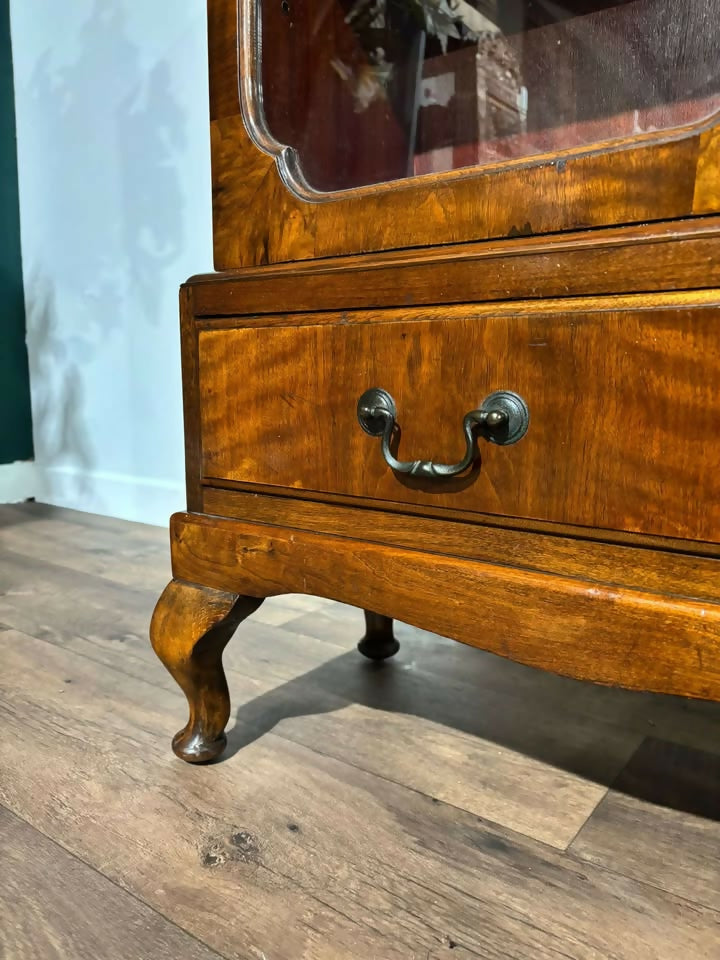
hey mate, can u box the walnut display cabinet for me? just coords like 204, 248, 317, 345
151, 0, 720, 763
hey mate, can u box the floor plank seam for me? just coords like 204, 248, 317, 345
2, 606, 343, 700
560, 786, 612, 853
260, 721, 571, 853
562, 846, 720, 917
0, 543, 168, 602
4, 503, 720, 959
367, 872, 490, 958
2, 668, 503, 954
432, 876, 580, 960
2, 624, 609, 856
0, 798, 237, 960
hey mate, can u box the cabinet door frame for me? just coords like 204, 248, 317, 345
209, 0, 720, 268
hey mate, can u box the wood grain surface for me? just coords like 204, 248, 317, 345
201, 489, 720, 602
189, 218, 720, 317
0, 806, 222, 960
180, 284, 204, 512
170, 511, 720, 701
151, 579, 263, 762
207, 0, 720, 268
197, 292, 720, 542
570, 738, 720, 912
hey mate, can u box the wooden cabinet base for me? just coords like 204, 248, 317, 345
151, 511, 720, 763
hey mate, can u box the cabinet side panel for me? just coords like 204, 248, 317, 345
180, 286, 203, 512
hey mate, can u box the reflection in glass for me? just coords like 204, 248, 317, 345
254, 1, 720, 193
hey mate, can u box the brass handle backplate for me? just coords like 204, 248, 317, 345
357, 388, 529, 479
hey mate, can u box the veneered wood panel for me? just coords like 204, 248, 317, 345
169, 512, 720, 701
197, 295, 720, 542
180, 285, 203, 511
211, 112, 703, 267
207, 1, 720, 267
201, 488, 720, 604
189, 218, 720, 318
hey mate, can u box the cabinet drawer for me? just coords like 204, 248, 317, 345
197, 296, 720, 542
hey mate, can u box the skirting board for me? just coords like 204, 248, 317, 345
34, 464, 184, 527
0, 460, 37, 504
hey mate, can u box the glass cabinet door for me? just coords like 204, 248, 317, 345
245, 0, 720, 195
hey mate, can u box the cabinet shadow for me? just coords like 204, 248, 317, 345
222, 607, 720, 823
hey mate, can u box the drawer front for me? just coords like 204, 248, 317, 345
197, 297, 720, 542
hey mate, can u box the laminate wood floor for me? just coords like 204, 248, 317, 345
1, 502, 719, 959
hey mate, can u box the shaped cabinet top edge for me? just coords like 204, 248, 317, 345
208, 0, 720, 268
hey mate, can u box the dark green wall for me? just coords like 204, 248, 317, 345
0, 0, 32, 464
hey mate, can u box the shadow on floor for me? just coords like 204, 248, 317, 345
222, 613, 720, 823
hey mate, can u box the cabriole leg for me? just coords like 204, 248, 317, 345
150, 579, 263, 762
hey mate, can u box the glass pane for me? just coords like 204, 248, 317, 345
253, 1, 720, 194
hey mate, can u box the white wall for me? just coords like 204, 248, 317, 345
10, 1, 213, 525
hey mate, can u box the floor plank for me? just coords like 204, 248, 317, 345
284, 607, 720, 757
0, 545, 345, 679
2, 502, 720, 959
1, 534, 717, 849
0, 502, 170, 592
569, 737, 720, 911
2, 626, 719, 960
0, 631, 396, 960
0, 805, 224, 960
0, 545, 640, 847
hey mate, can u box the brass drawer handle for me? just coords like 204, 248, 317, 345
357, 388, 529, 479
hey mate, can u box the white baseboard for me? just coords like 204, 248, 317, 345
34, 465, 185, 527
0, 460, 38, 503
